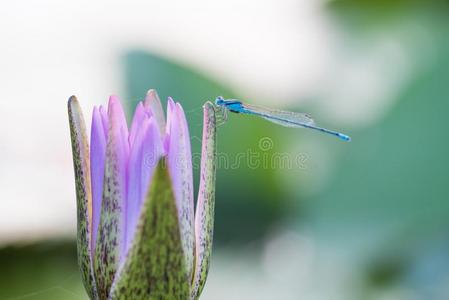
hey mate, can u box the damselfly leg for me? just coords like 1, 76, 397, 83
214, 104, 228, 126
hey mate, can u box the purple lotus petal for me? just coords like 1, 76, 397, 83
140, 117, 164, 204
125, 117, 147, 253
126, 96, 166, 256
99, 105, 108, 139
165, 97, 176, 135
164, 97, 176, 153
128, 102, 145, 147
144, 89, 166, 136
125, 116, 165, 251
129, 102, 152, 147
124, 112, 159, 252
90, 106, 107, 254
166, 98, 195, 279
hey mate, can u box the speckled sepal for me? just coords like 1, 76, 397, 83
68, 96, 98, 300
94, 98, 129, 300
191, 102, 217, 300
109, 159, 190, 300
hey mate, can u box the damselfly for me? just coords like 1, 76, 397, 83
214, 96, 351, 142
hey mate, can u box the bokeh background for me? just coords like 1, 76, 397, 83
1, 0, 449, 299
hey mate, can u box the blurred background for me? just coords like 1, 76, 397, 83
1, 0, 449, 299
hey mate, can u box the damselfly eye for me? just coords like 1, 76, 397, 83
215, 96, 225, 105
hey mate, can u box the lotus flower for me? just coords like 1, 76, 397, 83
68, 90, 217, 300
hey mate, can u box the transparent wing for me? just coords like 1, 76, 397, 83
242, 103, 316, 128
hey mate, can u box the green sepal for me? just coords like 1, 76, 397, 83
191, 101, 217, 300
110, 159, 190, 300
68, 96, 98, 300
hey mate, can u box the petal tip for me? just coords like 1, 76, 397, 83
68, 95, 79, 110
203, 101, 216, 114
68, 95, 78, 103
108, 95, 125, 110
146, 89, 157, 97
143, 89, 166, 135
203, 101, 213, 108
175, 102, 185, 116
144, 89, 160, 106
167, 96, 176, 107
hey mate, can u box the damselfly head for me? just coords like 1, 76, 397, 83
215, 96, 225, 106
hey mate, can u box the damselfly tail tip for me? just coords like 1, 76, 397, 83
338, 133, 351, 142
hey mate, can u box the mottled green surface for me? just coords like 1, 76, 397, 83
191, 102, 217, 300
110, 160, 189, 300
68, 96, 97, 300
